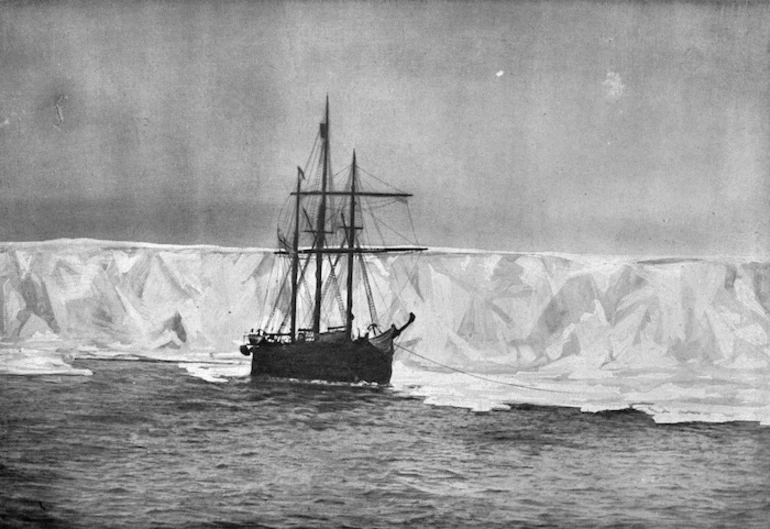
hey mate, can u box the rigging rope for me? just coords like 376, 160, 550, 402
394, 343, 572, 393
265, 260, 290, 330
259, 255, 278, 324
275, 251, 315, 332
361, 197, 397, 318
383, 257, 420, 317
297, 254, 314, 328
406, 203, 420, 246
303, 133, 320, 175
357, 252, 378, 325
362, 209, 419, 245
325, 254, 347, 325
357, 164, 408, 194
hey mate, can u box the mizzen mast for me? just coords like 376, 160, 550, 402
289, 167, 303, 343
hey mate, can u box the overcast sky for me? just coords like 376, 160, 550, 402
0, 0, 767, 256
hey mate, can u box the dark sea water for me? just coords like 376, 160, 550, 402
1, 360, 769, 529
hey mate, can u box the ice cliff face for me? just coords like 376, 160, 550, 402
405, 251, 770, 374
2, 239, 769, 423
2, 239, 770, 372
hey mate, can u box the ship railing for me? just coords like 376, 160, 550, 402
246, 329, 292, 345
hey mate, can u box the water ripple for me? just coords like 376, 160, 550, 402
1, 360, 769, 528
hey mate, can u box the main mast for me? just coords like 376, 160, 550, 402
345, 151, 357, 339
312, 97, 330, 335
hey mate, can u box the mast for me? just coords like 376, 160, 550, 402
345, 151, 357, 339
313, 97, 329, 335
289, 167, 302, 342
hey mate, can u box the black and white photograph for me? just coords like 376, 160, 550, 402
1, 1, 768, 527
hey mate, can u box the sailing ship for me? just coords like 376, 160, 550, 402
239, 99, 425, 384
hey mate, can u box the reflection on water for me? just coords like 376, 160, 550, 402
1, 360, 769, 528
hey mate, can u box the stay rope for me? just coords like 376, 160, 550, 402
394, 343, 571, 394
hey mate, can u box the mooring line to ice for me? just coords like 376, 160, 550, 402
394, 344, 571, 393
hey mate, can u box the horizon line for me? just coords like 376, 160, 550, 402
0, 237, 768, 262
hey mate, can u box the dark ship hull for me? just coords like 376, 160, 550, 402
240, 314, 414, 385
244, 339, 393, 384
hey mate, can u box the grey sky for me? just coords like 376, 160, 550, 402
0, 1, 767, 256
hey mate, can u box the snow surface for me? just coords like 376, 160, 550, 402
1, 239, 769, 425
